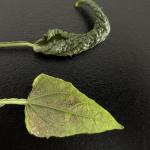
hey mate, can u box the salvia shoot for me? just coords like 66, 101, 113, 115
0, 0, 110, 56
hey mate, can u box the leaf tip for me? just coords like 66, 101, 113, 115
118, 124, 125, 130
114, 123, 124, 130
110, 120, 124, 131
75, 2, 79, 7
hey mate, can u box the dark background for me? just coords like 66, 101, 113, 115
0, 0, 149, 149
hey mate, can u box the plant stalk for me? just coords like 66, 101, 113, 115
0, 98, 28, 105
0, 41, 34, 48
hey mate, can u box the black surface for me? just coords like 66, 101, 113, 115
0, 0, 150, 150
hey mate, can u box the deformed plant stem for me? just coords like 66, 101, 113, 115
0, 98, 28, 105
0, 41, 34, 48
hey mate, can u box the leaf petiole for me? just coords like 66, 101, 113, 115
0, 98, 27, 105
0, 41, 34, 48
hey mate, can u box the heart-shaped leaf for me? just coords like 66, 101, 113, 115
25, 74, 123, 138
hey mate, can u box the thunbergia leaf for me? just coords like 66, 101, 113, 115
0, 74, 124, 138
25, 74, 123, 138
0, 0, 110, 56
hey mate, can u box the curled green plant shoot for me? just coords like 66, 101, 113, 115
0, 74, 123, 138
0, 0, 110, 56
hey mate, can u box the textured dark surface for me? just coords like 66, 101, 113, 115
0, 0, 149, 150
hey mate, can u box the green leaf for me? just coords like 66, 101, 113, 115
33, 0, 111, 56
25, 74, 123, 138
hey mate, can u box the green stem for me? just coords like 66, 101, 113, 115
0, 41, 34, 48
0, 98, 28, 105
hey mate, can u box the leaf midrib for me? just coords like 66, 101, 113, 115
28, 101, 97, 120
29, 92, 69, 101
